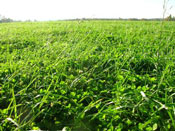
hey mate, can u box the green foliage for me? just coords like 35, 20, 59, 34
0, 21, 175, 130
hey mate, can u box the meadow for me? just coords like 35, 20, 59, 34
0, 20, 175, 130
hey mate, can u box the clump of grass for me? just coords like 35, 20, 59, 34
0, 20, 175, 130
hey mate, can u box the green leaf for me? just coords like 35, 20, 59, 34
153, 123, 157, 130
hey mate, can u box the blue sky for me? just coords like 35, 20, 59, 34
0, 0, 175, 21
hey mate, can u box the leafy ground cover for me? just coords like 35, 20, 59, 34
0, 20, 175, 130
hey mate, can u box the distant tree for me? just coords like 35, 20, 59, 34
128, 18, 139, 21
25, 19, 32, 22
141, 18, 148, 21
0, 14, 14, 23
165, 14, 175, 21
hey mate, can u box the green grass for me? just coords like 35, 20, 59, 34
0, 20, 175, 130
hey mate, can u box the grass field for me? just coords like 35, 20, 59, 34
0, 20, 175, 130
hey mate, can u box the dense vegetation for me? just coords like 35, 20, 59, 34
0, 21, 175, 130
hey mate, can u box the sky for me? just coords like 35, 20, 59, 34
0, 0, 175, 21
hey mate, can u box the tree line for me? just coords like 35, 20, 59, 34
0, 15, 14, 23
165, 15, 175, 21
0, 14, 175, 23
